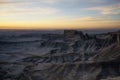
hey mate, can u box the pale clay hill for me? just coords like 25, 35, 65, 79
0, 30, 120, 80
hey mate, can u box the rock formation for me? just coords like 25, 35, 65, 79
0, 30, 119, 80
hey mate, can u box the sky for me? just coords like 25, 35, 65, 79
0, 0, 120, 29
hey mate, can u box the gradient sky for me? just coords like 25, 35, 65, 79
0, 0, 120, 29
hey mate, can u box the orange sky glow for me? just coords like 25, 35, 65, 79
0, 0, 120, 29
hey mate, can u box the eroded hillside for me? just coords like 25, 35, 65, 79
0, 30, 120, 80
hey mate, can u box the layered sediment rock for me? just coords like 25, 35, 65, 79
0, 30, 120, 80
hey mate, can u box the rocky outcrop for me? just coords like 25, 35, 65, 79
0, 30, 120, 80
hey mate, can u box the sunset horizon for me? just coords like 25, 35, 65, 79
0, 0, 120, 29
0, 1, 120, 80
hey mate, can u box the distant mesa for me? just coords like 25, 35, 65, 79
108, 30, 120, 45
64, 30, 77, 38
64, 30, 86, 40
64, 29, 120, 45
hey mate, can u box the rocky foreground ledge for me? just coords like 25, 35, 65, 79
0, 30, 120, 80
